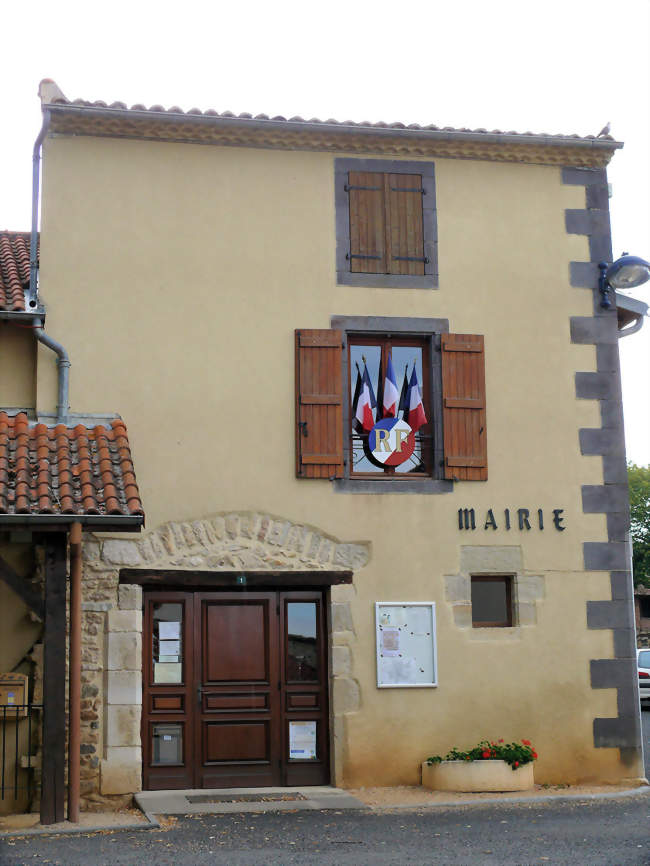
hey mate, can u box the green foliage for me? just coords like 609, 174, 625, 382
427, 738, 537, 770
628, 463, 650, 588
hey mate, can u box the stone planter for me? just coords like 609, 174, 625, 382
422, 759, 534, 792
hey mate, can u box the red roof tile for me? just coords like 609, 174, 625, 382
42, 86, 618, 145
0, 231, 34, 313
0, 412, 144, 520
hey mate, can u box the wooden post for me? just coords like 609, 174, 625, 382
40, 534, 67, 825
68, 522, 82, 823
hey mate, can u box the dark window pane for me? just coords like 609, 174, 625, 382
471, 578, 511, 626
287, 602, 318, 681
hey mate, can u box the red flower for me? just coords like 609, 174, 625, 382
498, 739, 504, 743
522, 739, 531, 746
465, 756, 470, 761
482, 750, 490, 759
532, 751, 538, 759
490, 750, 496, 757
514, 761, 519, 767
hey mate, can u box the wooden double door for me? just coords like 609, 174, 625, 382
142, 590, 330, 790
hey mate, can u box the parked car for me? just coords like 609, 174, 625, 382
638, 649, 650, 709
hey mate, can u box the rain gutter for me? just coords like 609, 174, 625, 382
45, 103, 623, 154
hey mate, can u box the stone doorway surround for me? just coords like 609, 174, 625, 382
76, 512, 370, 810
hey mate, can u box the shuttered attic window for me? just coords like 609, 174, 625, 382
335, 159, 438, 289
348, 172, 426, 276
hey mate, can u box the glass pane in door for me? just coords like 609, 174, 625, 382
287, 602, 318, 681
153, 602, 183, 683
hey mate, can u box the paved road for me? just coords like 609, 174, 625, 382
1, 793, 649, 866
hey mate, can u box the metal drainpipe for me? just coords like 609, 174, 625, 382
29, 109, 51, 307
34, 320, 70, 424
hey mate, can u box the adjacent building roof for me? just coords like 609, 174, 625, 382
38, 80, 622, 169
0, 231, 32, 313
0, 412, 144, 525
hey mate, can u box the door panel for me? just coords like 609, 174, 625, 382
195, 592, 281, 788
142, 588, 330, 789
281, 592, 330, 786
142, 593, 194, 790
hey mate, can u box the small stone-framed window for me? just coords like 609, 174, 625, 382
471, 575, 513, 627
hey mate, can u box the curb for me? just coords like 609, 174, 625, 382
367, 785, 650, 812
0, 809, 160, 839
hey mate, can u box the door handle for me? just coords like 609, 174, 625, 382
197, 684, 203, 707
299, 421, 308, 437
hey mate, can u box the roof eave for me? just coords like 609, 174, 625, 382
0, 514, 144, 531
44, 102, 624, 153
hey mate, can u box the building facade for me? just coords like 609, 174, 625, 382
0, 80, 646, 816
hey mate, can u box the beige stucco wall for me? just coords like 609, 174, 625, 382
29, 133, 638, 786
0, 326, 35, 410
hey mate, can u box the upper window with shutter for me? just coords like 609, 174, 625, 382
296, 318, 487, 491
335, 159, 438, 289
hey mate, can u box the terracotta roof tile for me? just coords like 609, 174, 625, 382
44, 91, 617, 144
0, 231, 34, 312
0, 412, 144, 519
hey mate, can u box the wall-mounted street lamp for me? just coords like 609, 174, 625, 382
599, 253, 650, 309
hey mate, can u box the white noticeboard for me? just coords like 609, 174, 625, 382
375, 602, 437, 688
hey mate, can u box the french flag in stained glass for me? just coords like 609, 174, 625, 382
383, 355, 400, 418
353, 362, 377, 432
405, 367, 427, 433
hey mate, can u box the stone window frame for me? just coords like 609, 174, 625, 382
331, 315, 452, 494
334, 158, 439, 289
445, 547, 545, 637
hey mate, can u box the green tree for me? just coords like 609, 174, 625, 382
628, 463, 650, 588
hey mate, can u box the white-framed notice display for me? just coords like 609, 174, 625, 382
375, 602, 437, 688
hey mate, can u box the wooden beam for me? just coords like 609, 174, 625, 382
119, 569, 353, 587
40, 534, 67, 825
0, 554, 44, 620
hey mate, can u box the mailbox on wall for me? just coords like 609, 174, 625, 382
0, 673, 28, 719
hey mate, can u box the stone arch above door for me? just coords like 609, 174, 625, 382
79, 512, 370, 804
94, 512, 371, 573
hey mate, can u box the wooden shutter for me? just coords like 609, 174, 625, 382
441, 334, 487, 481
348, 171, 386, 273
387, 173, 425, 276
295, 329, 343, 479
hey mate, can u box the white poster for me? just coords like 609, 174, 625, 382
380, 626, 401, 657
154, 662, 182, 684
159, 621, 181, 640
289, 721, 317, 760
158, 640, 181, 662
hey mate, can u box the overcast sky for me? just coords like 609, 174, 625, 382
2, 0, 649, 464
